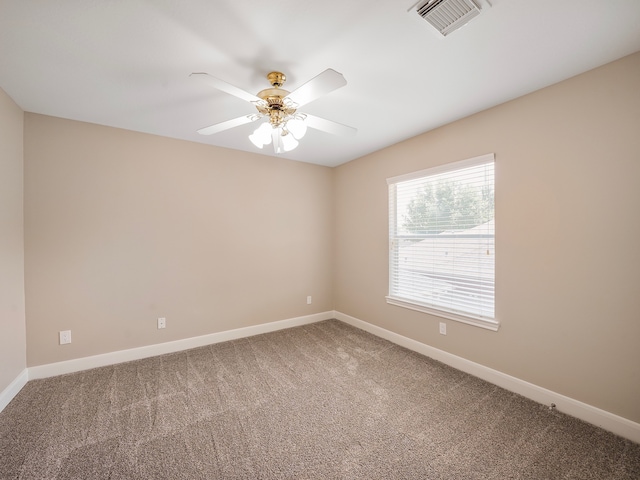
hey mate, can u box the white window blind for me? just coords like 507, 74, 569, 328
387, 154, 498, 330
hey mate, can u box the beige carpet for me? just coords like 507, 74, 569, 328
1, 319, 639, 479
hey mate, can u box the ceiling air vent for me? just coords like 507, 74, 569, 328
415, 0, 481, 36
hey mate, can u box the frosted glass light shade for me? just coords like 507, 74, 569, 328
249, 122, 273, 148
287, 118, 307, 139
249, 132, 265, 148
249, 122, 300, 153
281, 133, 299, 152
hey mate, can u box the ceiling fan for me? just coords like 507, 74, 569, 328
190, 68, 357, 153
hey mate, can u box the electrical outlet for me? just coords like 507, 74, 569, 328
439, 322, 447, 335
307, 296, 312, 305
157, 317, 166, 329
59, 330, 72, 345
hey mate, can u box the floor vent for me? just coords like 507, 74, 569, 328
415, 0, 482, 36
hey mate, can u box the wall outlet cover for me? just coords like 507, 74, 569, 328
59, 330, 72, 345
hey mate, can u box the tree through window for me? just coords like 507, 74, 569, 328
387, 154, 498, 330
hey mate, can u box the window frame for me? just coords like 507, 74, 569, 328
386, 153, 499, 331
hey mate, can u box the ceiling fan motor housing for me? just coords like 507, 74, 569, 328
256, 72, 297, 127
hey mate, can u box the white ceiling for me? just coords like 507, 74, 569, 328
1, 0, 640, 167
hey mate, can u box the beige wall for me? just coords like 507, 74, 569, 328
0, 88, 27, 392
24, 115, 334, 366
334, 52, 640, 423
9, 53, 640, 425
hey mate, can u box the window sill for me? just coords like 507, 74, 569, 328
385, 296, 500, 331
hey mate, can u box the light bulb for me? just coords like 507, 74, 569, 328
286, 118, 307, 140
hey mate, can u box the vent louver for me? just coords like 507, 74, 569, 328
416, 0, 481, 36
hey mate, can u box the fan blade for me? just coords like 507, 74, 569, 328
286, 69, 347, 107
304, 114, 357, 137
190, 72, 262, 104
196, 115, 257, 136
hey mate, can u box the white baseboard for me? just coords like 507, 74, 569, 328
29, 311, 334, 380
12, 310, 640, 444
0, 368, 29, 413
334, 310, 640, 444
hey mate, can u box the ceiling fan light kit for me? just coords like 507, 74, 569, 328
191, 68, 356, 154
251, 71, 307, 153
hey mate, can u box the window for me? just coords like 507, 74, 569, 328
387, 154, 498, 331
